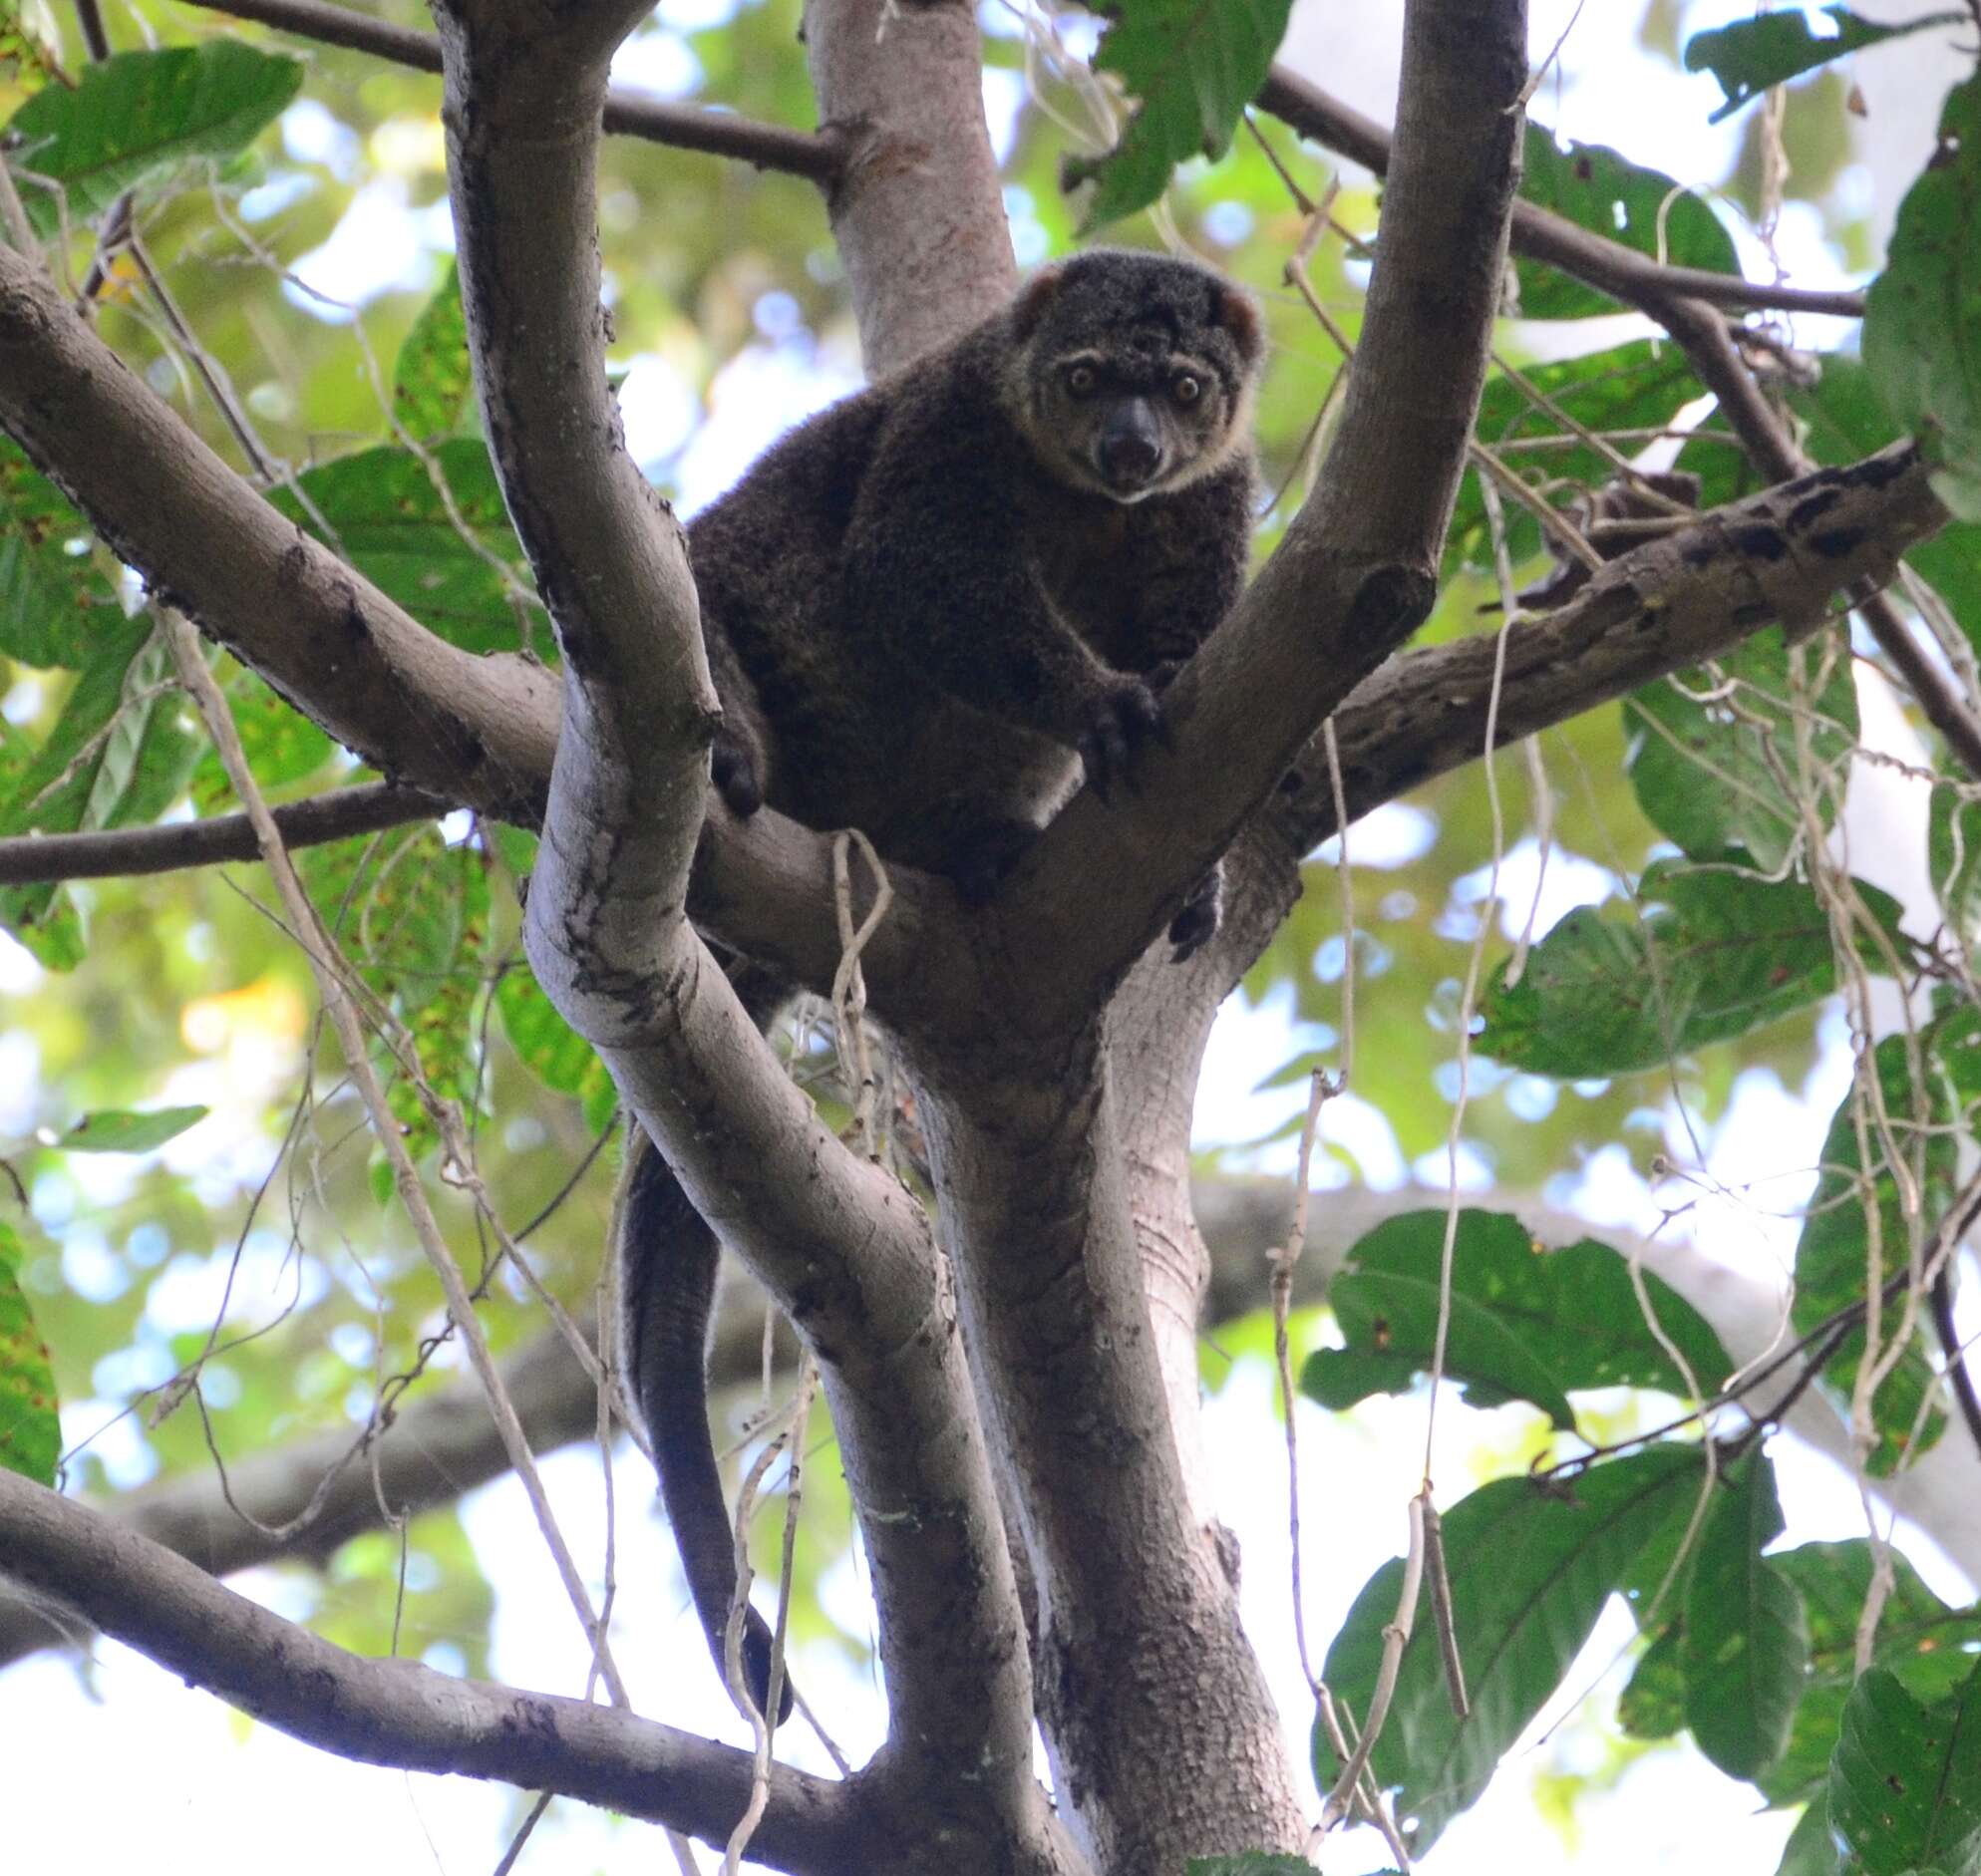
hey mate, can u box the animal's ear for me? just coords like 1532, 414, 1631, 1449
1213, 282, 1264, 365
1010, 265, 1067, 340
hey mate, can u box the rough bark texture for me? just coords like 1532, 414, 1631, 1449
803, 0, 1018, 377
0, 0, 1967, 1866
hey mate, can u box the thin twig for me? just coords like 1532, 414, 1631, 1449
0, 782, 452, 885
160, 604, 630, 1709
172, 0, 845, 181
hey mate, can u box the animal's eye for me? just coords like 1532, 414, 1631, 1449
1171, 374, 1203, 407
1066, 364, 1099, 397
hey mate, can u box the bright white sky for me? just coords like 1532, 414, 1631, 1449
8, 1, 1978, 1871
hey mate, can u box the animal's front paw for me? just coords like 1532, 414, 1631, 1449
1168, 862, 1224, 962
1077, 677, 1162, 801
712, 727, 765, 817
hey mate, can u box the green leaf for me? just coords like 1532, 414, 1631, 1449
496, 962, 617, 1122
1829, 1663, 1981, 1875
1793, 1033, 1953, 1476
1301, 1209, 1732, 1427
1515, 126, 1741, 319
1625, 626, 1860, 872
57, 1104, 207, 1153
1447, 341, 1704, 575
392, 263, 474, 444
1685, 9, 1966, 125
1316, 1446, 1706, 1850
389, 851, 491, 1159
0, 619, 202, 968
0, 1222, 59, 1486
0, 438, 121, 669
1479, 862, 1905, 1078
1063, 0, 1296, 228
1681, 1455, 1811, 1780
300, 828, 490, 1159
1863, 75, 1981, 522
188, 669, 337, 812
1777, 1800, 1841, 1876
1762, 1539, 1981, 1806
4, 42, 303, 236
268, 443, 547, 656
1618, 1621, 1687, 1740
1782, 356, 1981, 670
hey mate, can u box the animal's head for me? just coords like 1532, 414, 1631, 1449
1003, 249, 1264, 502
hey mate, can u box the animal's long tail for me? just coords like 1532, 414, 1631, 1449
619, 967, 795, 1722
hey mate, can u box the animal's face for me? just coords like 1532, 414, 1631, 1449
1006, 251, 1264, 503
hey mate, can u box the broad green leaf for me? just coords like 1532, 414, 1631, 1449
1625, 626, 1859, 871
1864, 75, 1981, 522
1685, 8, 1964, 123
268, 443, 547, 656
1782, 356, 1981, 669
57, 1105, 207, 1153
393, 263, 474, 444
1777, 1800, 1841, 1876
300, 828, 490, 1158
0, 1222, 58, 1486
496, 963, 617, 1122
1682, 1455, 1811, 1780
389, 851, 491, 1159
1447, 340, 1704, 575
1829, 1663, 1981, 1875
1479, 863, 1906, 1078
1063, 0, 1296, 228
0, 619, 201, 968
1619, 1621, 1687, 1740
1515, 126, 1741, 319
0, 439, 120, 669
187, 669, 337, 812
1794, 1033, 1952, 1476
4, 42, 303, 236
1302, 1208, 1732, 1426
1317, 1447, 1706, 1850
1762, 1540, 1981, 1806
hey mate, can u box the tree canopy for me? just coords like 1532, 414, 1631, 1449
3, 0, 1981, 1872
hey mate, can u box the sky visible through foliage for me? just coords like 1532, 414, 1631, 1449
3, 0, 1977, 1869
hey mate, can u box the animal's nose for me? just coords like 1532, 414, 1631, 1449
1101, 431, 1160, 481
1098, 400, 1162, 488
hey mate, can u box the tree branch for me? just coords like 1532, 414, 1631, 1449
0, 242, 955, 1013
921, 2, 1527, 1864
0, 243, 559, 818
0, 781, 448, 884
1256, 66, 1868, 322
1255, 63, 1981, 780
0, 1302, 611, 1670
1657, 303, 1981, 781
0, 1468, 854, 1870
998, 0, 1526, 1035
433, 2, 1051, 1861
14, 1179, 1980, 1682
175, 0, 845, 179
1303, 443, 1948, 847
802, 0, 1017, 376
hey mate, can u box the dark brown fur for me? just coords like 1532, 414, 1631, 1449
624, 250, 1264, 1718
